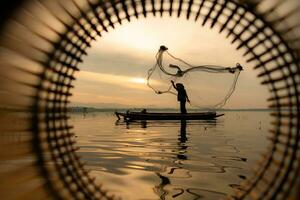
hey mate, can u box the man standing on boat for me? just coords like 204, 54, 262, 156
171, 80, 190, 114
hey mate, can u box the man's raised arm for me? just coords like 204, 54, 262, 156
171, 80, 177, 90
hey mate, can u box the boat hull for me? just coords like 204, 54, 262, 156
115, 111, 224, 121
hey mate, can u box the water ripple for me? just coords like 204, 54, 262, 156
73, 111, 270, 200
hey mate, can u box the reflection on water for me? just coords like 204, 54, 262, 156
72, 111, 270, 200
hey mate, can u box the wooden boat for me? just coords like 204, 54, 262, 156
115, 111, 224, 121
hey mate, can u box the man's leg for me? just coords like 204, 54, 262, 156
180, 101, 187, 114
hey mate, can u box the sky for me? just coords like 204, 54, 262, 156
70, 16, 269, 109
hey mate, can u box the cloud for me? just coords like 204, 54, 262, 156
75, 70, 159, 91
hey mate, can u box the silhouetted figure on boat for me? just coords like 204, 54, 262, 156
171, 80, 190, 114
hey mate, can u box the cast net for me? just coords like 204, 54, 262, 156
147, 46, 243, 110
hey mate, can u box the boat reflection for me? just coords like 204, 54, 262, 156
115, 119, 218, 130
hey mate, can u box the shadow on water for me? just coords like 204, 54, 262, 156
115, 119, 228, 199
72, 113, 269, 200
75, 112, 258, 200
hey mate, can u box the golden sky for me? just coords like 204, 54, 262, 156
71, 16, 269, 109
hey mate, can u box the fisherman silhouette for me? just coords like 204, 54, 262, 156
171, 80, 190, 114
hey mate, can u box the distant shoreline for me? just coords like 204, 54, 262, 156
0, 106, 296, 113
68, 106, 292, 113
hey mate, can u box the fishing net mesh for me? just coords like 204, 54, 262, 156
147, 46, 243, 110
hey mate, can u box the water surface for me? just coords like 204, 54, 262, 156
72, 111, 271, 200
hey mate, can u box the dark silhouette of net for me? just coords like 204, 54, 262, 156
147, 46, 243, 109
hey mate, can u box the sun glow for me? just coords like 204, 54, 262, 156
130, 78, 147, 84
